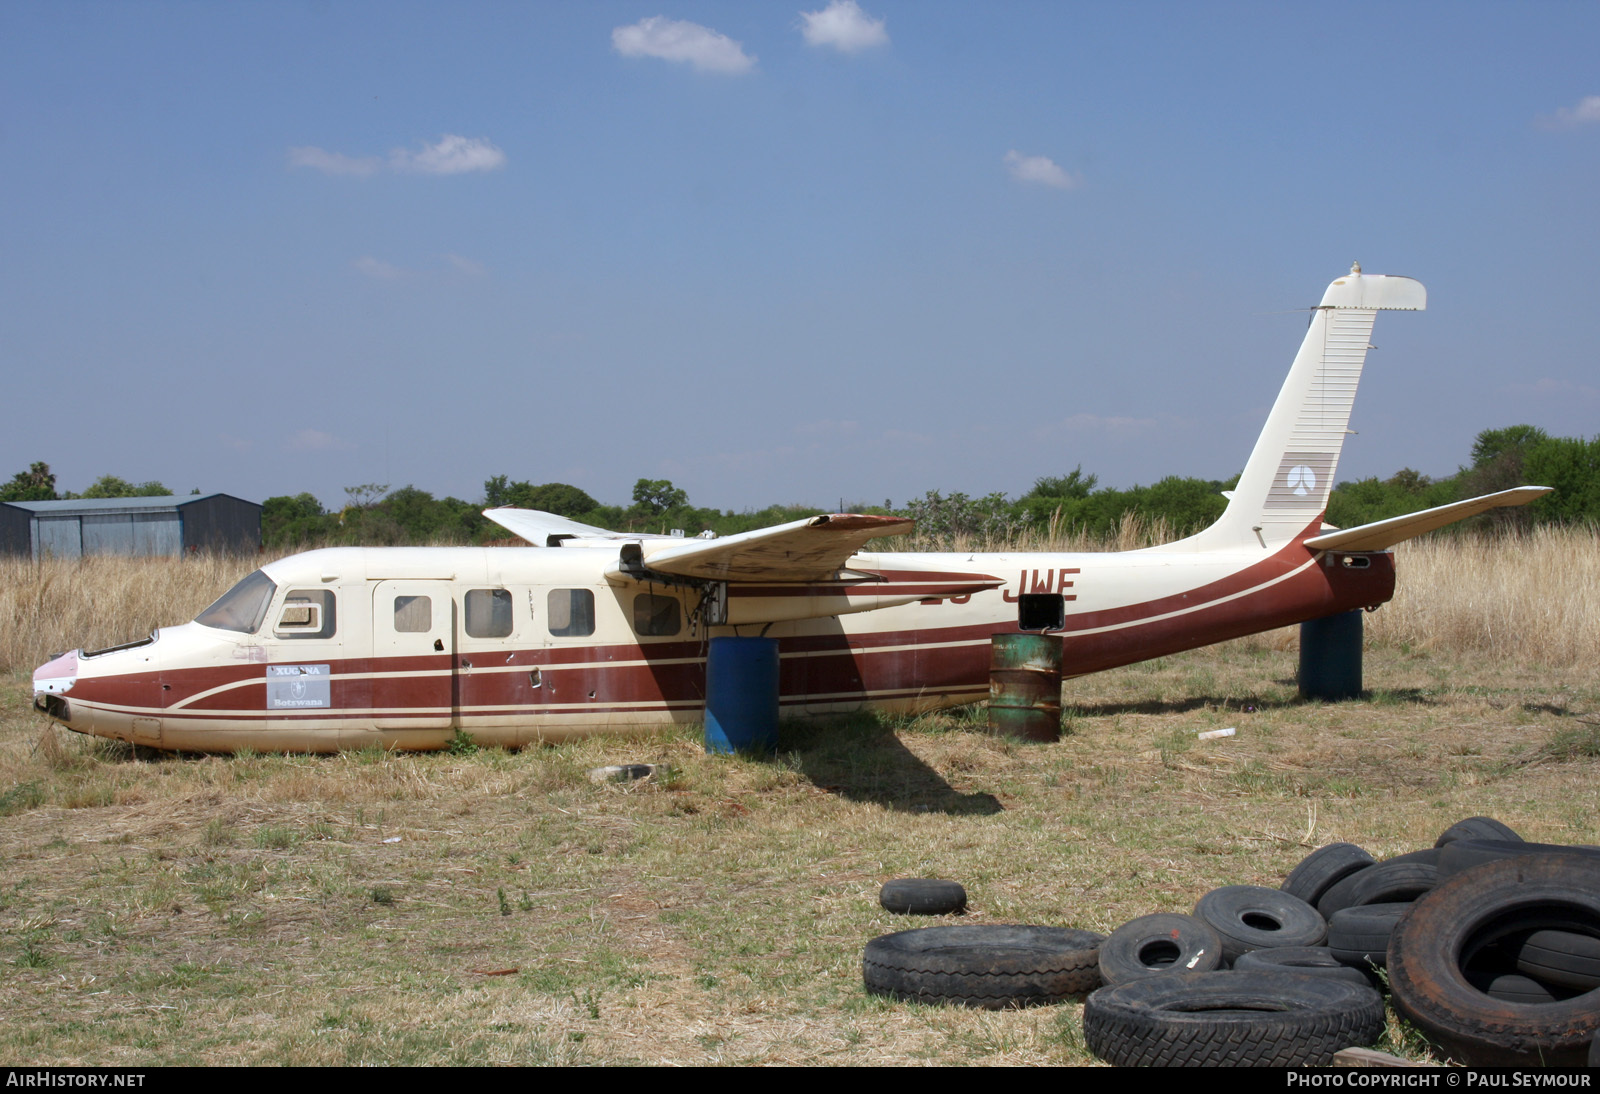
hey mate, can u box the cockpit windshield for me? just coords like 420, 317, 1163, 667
194, 570, 278, 634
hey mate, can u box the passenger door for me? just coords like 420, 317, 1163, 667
370, 581, 455, 731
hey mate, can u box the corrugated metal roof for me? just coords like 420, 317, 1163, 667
3, 493, 258, 515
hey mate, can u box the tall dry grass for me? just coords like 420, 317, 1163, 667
902, 510, 1180, 554
3, 526, 1596, 676
1368, 525, 1600, 668
1, 554, 262, 675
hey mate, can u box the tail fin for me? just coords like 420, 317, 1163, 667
1174, 266, 1426, 552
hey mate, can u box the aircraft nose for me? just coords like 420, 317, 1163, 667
33, 650, 78, 721
33, 649, 78, 695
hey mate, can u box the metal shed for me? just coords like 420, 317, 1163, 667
0, 494, 261, 559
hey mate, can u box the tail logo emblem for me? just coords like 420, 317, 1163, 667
1287, 466, 1316, 496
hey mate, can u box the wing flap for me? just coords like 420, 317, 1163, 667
1304, 487, 1552, 552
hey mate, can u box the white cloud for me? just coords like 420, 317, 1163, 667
612, 16, 756, 74
1538, 95, 1600, 129
799, 1, 888, 52
352, 256, 407, 280
390, 134, 506, 175
287, 146, 381, 176
288, 135, 505, 177
443, 254, 487, 277
1004, 150, 1080, 190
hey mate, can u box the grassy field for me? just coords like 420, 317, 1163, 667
1, 531, 1597, 1065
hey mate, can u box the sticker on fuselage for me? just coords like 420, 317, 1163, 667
266, 664, 331, 709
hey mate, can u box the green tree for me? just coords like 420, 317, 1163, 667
1460, 424, 1549, 504
80, 475, 171, 498
1027, 466, 1098, 500
1524, 436, 1600, 525
631, 479, 688, 516
1328, 469, 1455, 529
482, 476, 599, 518
1470, 425, 1550, 469
522, 483, 598, 518
0, 461, 58, 502
342, 483, 389, 510
262, 493, 335, 547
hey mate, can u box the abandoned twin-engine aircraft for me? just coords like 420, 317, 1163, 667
34, 268, 1548, 752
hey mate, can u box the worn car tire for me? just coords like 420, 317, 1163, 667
1193, 885, 1327, 963
1327, 903, 1411, 971
1437, 839, 1600, 881
1435, 816, 1522, 848
1388, 854, 1600, 1066
863, 925, 1104, 1008
1232, 946, 1377, 989
1512, 929, 1600, 992
1340, 859, 1438, 908
1379, 847, 1441, 869
1098, 913, 1225, 985
1281, 843, 1375, 908
879, 878, 967, 916
1082, 971, 1386, 1067
1464, 969, 1578, 1006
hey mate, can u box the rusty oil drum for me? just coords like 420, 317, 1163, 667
988, 633, 1063, 742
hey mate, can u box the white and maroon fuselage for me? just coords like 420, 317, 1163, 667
32, 517, 1393, 753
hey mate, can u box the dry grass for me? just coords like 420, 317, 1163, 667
1366, 526, 1600, 668
1, 530, 1597, 1064
2, 644, 1597, 1065
902, 510, 1181, 555
0, 554, 264, 675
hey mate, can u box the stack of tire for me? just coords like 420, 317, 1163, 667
1083, 881, 1385, 1065
1081, 817, 1600, 1066
862, 817, 1600, 1067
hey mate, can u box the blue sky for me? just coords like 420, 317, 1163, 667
3, 1, 1596, 513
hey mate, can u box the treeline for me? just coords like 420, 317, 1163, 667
0, 465, 178, 502
5, 424, 1596, 550
1327, 425, 1600, 530
259, 478, 831, 549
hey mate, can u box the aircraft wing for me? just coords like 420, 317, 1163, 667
483, 507, 679, 546
640, 513, 914, 582
1304, 487, 1552, 552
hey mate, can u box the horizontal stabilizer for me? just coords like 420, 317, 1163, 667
641, 513, 913, 582
1304, 487, 1552, 552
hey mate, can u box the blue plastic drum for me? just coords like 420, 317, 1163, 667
704, 636, 780, 755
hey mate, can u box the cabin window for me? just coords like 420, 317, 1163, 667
274, 589, 337, 640
632, 593, 681, 637
547, 589, 595, 637
393, 595, 432, 633
464, 589, 513, 638
195, 569, 277, 634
